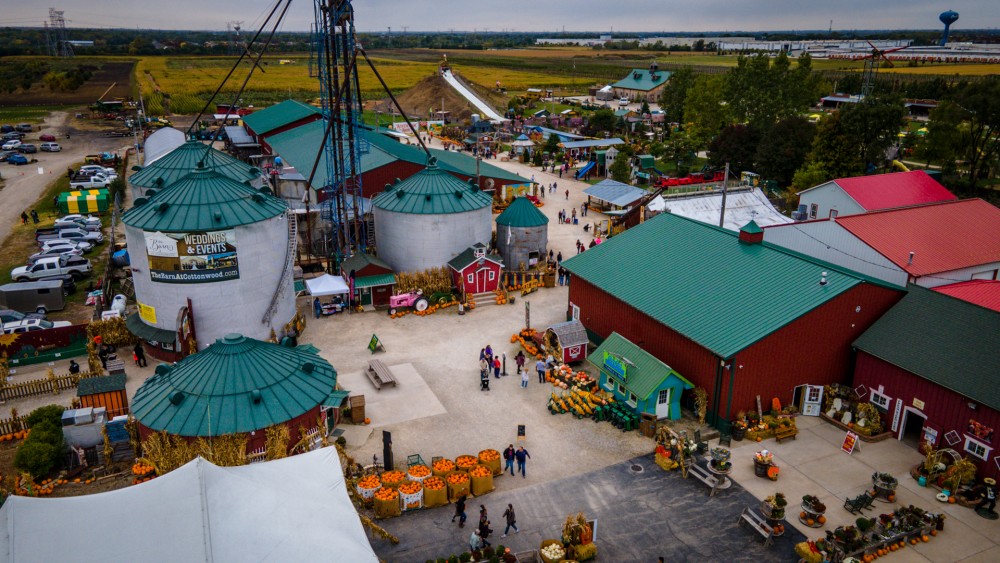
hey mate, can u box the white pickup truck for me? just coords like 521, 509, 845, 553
11, 255, 93, 282
69, 174, 111, 189
35, 226, 103, 245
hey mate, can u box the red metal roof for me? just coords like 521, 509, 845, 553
834, 170, 956, 211
933, 280, 1000, 312
836, 199, 1000, 276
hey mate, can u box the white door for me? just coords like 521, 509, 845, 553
655, 388, 671, 419
475, 268, 488, 293
801, 385, 824, 416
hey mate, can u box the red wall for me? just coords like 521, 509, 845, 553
453, 260, 503, 296
854, 352, 1000, 482
360, 161, 425, 199
568, 277, 901, 425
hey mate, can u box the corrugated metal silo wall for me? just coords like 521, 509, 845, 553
375, 207, 492, 273
496, 225, 547, 271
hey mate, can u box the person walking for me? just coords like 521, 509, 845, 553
479, 505, 488, 529
558, 266, 567, 286
556, 251, 563, 264
520, 368, 529, 388
469, 529, 482, 552
493, 356, 501, 379
515, 447, 531, 478
515, 350, 526, 373
30, 210, 39, 224
502, 504, 519, 537
503, 444, 516, 475
479, 519, 493, 547
133, 342, 147, 367
565, 189, 569, 200
453, 494, 468, 527
535, 358, 546, 383
20, 211, 28, 225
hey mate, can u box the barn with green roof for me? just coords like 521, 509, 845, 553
131, 334, 337, 453
122, 163, 296, 361
561, 212, 903, 428
495, 196, 548, 270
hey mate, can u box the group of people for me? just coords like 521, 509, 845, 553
479, 345, 503, 390
557, 208, 579, 225
19, 210, 39, 225
461, 500, 521, 551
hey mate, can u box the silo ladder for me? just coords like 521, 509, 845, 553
262, 212, 297, 325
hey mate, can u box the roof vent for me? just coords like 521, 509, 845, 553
396, 190, 406, 198
169, 391, 185, 405
820, 271, 828, 286
131, 165, 143, 172
214, 211, 222, 222
145, 189, 157, 197
158, 202, 170, 213
384, 183, 394, 192
252, 193, 265, 203
426, 157, 438, 169
155, 364, 173, 376
394, 178, 402, 185
250, 390, 262, 404
134, 197, 147, 207
259, 187, 274, 196
301, 362, 315, 374
425, 195, 432, 202
154, 177, 164, 186
195, 160, 206, 170
455, 190, 464, 199
250, 167, 261, 176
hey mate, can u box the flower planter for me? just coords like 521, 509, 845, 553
799, 499, 827, 528
732, 426, 746, 441
754, 460, 772, 478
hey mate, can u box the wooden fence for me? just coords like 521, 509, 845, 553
0, 370, 101, 403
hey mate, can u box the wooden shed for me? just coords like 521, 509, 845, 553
544, 320, 589, 364
77, 374, 129, 418
448, 243, 504, 296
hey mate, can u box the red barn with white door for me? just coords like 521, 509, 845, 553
448, 243, 504, 296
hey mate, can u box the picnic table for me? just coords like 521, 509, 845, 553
366, 360, 397, 390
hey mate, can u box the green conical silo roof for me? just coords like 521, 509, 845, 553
372, 160, 492, 214
496, 196, 549, 228
130, 140, 260, 191
123, 164, 286, 232
131, 334, 337, 437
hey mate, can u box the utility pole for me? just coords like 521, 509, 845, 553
719, 162, 730, 228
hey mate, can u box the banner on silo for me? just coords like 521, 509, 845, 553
144, 230, 239, 284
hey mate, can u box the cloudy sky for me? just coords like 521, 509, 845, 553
0, 1, 992, 33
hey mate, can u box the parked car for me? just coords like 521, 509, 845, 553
59, 214, 101, 228
0, 125, 12, 134
0, 309, 45, 323
54, 217, 101, 232
2, 318, 72, 334
40, 239, 94, 253
28, 247, 84, 264
1, 139, 22, 150
0, 150, 16, 162
0, 280, 67, 315
619, 98, 630, 106
39, 133, 56, 142
35, 226, 103, 245
39, 142, 61, 152
18, 144, 37, 154
7, 154, 28, 165
15, 123, 33, 133
11, 255, 93, 282
2, 132, 24, 141
78, 164, 117, 178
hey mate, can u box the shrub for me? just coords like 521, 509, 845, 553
14, 441, 59, 478
459, 553, 471, 563
335, 436, 347, 448
25, 405, 64, 428
28, 421, 64, 449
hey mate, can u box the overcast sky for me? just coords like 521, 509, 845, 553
0, 1, 993, 33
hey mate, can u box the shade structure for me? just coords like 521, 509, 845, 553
305, 273, 351, 296
58, 189, 109, 214
0, 447, 378, 562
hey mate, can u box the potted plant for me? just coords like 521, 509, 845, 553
709, 447, 732, 472
800, 495, 827, 527
753, 450, 774, 478
872, 472, 898, 501
732, 411, 747, 441
762, 492, 787, 521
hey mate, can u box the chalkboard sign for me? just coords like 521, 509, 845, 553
368, 334, 384, 354
517, 424, 526, 443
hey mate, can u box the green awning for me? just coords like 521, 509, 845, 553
125, 313, 176, 344
354, 273, 396, 289
323, 389, 351, 409
294, 279, 306, 293
297, 343, 320, 354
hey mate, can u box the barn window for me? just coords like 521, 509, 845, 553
628, 392, 638, 406
488, 270, 495, 281
809, 203, 818, 219
467, 273, 474, 283
617, 382, 626, 396
869, 389, 891, 411
964, 435, 992, 461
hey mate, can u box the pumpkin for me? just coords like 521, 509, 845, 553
756, 437, 763, 442
800, 511, 808, 519
948, 496, 956, 504
364, 417, 371, 425
930, 530, 937, 537
887, 494, 895, 502
807, 518, 815, 526
818, 515, 826, 524
921, 535, 929, 542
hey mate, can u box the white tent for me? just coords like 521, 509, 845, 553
305, 273, 350, 296
142, 127, 186, 166
0, 448, 378, 563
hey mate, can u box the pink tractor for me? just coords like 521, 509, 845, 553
388, 289, 429, 315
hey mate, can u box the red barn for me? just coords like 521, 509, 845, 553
561, 214, 903, 429
448, 243, 504, 296
340, 253, 395, 307
853, 285, 1000, 482
242, 100, 322, 156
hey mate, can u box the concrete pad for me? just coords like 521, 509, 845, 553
337, 363, 447, 429
958, 545, 1000, 562
910, 515, 992, 562
797, 455, 877, 498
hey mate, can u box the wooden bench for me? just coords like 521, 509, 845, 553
366, 360, 397, 390
687, 463, 723, 497
775, 426, 798, 443
737, 506, 774, 547
106, 359, 126, 376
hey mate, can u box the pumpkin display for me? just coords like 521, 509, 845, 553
373, 486, 401, 518
478, 449, 503, 475
455, 455, 479, 471
432, 458, 456, 477
445, 471, 471, 502
407, 464, 431, 481
380, 470, 406, 489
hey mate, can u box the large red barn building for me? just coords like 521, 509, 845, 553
561, 214, 903, 429
852, 285, 1000, 482
242, 99, 323, 155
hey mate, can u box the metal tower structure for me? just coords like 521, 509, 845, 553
45, 8, 73, 58
311, 0, 369, 266
859, 41, 907, 99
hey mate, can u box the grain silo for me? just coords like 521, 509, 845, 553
123, 163, 295, 360
495, 196, 549, 270
129, 140, 264, 201
372, 159, 492, 273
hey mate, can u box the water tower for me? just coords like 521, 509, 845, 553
939, 10, 959, 46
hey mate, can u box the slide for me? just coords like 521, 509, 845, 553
441, 70, 506, 122
575, 161, 596, 179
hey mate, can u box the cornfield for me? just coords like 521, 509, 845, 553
394, 267, 453, 295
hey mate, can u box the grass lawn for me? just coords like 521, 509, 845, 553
0, 105, 74, 124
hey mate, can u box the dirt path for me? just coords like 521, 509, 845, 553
0, 111, 128, 243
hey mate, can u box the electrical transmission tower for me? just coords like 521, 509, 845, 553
45, 8, 73, 57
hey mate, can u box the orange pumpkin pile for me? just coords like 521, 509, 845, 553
381, 470, 405, 484
455, 455, 478, 470
398, 481, 422, 495
132, 462, 155, 476
373, 487, 399, 501
408, 464, 431, 478
0, 430, 29, 442
478, 449, 500, 463
433, 459, 456, 473
358, 475, 381, 490
469, 465, 492, 478
423, 476, 445, 491
446, 472, 470, 485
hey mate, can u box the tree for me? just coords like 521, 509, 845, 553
545, 133, 561, 154
838, 95, 906, 169
917, 102, 964, 174
938, 78, 1000, 188
663, 131, 699, 177
754, 116, 817, 187
586, 109, 616, 135
708, 125, 761, 174
793, 111, 863, 190
659, 66, 694, 126
609, 154, 631, 183
724, 52, 824, 131
684, 75, 731, 150
14, 441, 59, 479
640, 100, 650, 116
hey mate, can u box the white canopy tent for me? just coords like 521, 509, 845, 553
0, 448, 378, 562
305, 273, 351, 296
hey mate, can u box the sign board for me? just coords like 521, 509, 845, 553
368, 334, 384, 354
891, 398, 903, 432
137, 302, 157, 324
144, 230, 239, 284
516, 424, 526, 444
842, 431, 859, 455
912, 398, 925, 410
602, 351, 628, 382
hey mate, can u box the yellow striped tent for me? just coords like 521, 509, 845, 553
58, 189, 110, 214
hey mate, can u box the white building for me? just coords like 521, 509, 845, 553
794, 170, 956, 221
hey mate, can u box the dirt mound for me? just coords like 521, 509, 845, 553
378, 73, 503, 125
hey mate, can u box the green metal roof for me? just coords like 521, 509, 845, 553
354, 273, 396, 289
242, 100, 320, 136
448, 243, 504, 271
77, 373, 126, 397
323, 389, 351, 408
562, 213, 882, 358
123, 165, 286, 232
294, 279, 306, 293
132, 333, 337, 437
130, 140, 260, 191
496, 196, 549, 228
853, 285, 1000, 412
365, 129, 528, 184
341, 253, 392, 275
372, 162, 493, 214
125, 312, 176, 343
587, 332, 692, 401
741, 220, 763, 234
612, 68, 672, 91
